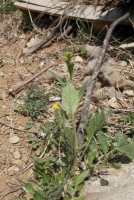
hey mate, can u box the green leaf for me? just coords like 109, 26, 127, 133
22, 184, 35, 194
108, 163, 122, 169
78, 81, 87, 100
90, 142, 98, 151
116, 142, 134, 160
33, 191, 45, 200
88, 151, 97, 163
75, 184, 84, 192
25, 121, 33, 129
86, 111, 105, 143
74, 197, 85, 200
49, 70, 65, 86
98, 131, 109, 154
74, 169, 89, 188
27, 180, 38, 186
11, 198, 21, 200
62, 82, 79, 115
41, 173, 51, 185
67, 184, 73, 192
32, 143, 39, 149
114, 132, 128, 147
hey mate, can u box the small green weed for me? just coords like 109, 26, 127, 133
120, 112, 134, 126
0, 0, 17, 14
120, 112, 134, 133
14, 87, 49, 121
12, 54, 134, 200
20, 12, 39, 31
12, 83, 134, 200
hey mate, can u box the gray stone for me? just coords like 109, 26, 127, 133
82, 161, 134, 200
13, 151, 21, 159
9, 136, 20, 144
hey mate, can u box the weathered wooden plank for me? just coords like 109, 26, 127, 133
18, 0, 67, 7
14, 1, 134, 24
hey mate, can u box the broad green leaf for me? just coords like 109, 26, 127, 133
78, 81, 88, 100
114, 132, 128, 147
74, 197, 85, 200
22, 184, 35, 194
67, 184, 73, 192
98, 131, 109, 154
108, 163, 122, 169
90, 142, 98, 151
74, 169, 89, 188
32, 143, 39, 149
41, 173, 51, 185
75, 184, 84, 192
11, 198, 21, 200
27, 180, 42, 191
27, 180, 38, 186
25, 121, 33, 129
116, 142, 134, 160
64, 127, 74, 150
62, 82, 79, 114
27, 137, 40, 142
88, 151, 97, 163
33, 191, 45, 200
33, 169, 43, 178
86, 111, 105, 143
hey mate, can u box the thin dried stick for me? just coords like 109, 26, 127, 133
9, 62, 60, 95
77, 1, 134, 143
27, 18, 67, 54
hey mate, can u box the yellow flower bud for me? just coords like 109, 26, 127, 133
53, 103, 59, 110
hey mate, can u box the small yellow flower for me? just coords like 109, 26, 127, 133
53, 103, 59, 110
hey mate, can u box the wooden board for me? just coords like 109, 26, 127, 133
14, 0, 134, 24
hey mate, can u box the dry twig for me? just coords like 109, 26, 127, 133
27, 18, 67, 54
9, 62, 61, 95
77, 0, 134, 143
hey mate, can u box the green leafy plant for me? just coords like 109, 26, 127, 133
12, 94, 134, 200
12, 59, 134, 200
120, 112, 134, 133
14, 87, 49, 121
0, 0, 17, 14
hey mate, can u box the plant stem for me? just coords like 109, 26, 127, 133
71, 114, 77, 174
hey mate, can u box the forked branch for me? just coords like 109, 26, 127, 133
77, 1, 134, 143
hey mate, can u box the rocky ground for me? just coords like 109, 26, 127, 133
0, 10, 134, 200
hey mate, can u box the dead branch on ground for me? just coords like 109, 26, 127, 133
77, 0, 134, 143
9, 62, 60, 95
27, 18, 67, 54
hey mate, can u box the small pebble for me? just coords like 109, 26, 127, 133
9, 136, 20, 144
13, 151, 21, 159
8, 166, 20, 172
8, 170, 15, 176
74, 56, 84, 63
12, 159, 22, 165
